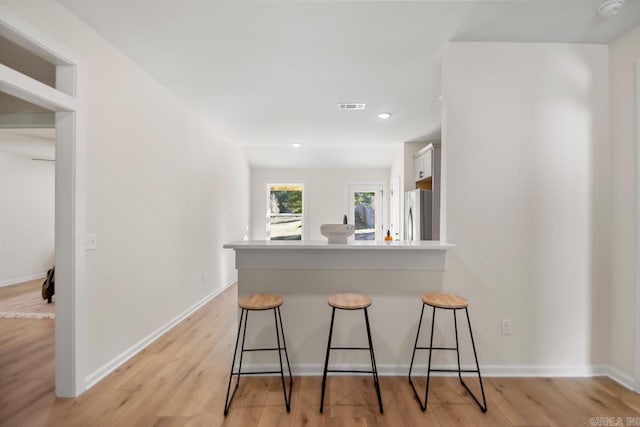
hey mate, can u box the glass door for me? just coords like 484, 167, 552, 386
347, 184, 383, 241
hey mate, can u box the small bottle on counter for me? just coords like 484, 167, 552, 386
384, 230, 393, 242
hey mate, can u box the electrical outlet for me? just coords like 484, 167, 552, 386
501, 319, 512, 335
202, 272, 207, 283
85, 233, 97, 251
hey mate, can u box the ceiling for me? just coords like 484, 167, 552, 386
56, 0, 640, 169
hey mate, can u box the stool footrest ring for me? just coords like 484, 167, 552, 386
415, 346, 457, 351
330, 346, 371, 351
231, 370, 283, 376
327, 369, 375, 374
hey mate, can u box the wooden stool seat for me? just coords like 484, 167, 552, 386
328, 293, 371, 310
422, 293, 468, 309
238, 294, 283, 310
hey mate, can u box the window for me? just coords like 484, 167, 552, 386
267, 184, 303, 240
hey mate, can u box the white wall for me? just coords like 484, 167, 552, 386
442, 42, 610, 370
609, 26, 640, 380
251, 168, 389, 241
0, 151, 54, 285
1, 0, 250, 380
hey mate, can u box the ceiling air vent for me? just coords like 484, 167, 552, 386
338, 103, 366, 110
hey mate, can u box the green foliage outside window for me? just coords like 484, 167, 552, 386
270, 190, 302, 214
269, 185, 303, 240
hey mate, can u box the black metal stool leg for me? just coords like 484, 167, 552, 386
409, 304, 425, 379
319, 307, 336, 413
236, 310, 249, 384
423, 306, 437, 412
364, 307, 383, 414
462, 307, 488, 412
277, 307, 293, 409
224, 308, 246, 416
454, 310, 462, 383
274, 307, 292, 412
408, 303, 425, 407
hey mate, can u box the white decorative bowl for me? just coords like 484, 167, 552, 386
320, 224, 355, 244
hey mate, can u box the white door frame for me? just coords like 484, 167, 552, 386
390, 175, 401, 241
0, 5, 86, 398
635, 60, 640, 393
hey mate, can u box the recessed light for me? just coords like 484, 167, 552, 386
291, 143, 301, 148
437, 95, 443, 102
378, 112, 391, 119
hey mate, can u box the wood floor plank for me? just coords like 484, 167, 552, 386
2, 282, 640, 426
514, 378, 585, 427
292, 377, 330, 427
385, 376, 443, 427
485, 378, 550, 426
0, 278, 43, 300
257, 406, 296, 427
593, 377, 640, 413
431, 402, 478, 427
549, 378, 639, 425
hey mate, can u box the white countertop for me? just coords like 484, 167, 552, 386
225, 240, 453, 270
223, 240, 455, 250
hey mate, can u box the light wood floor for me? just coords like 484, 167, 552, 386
0, 278, 44, 300
0, 278, 55, 426
1, 283, 640, 426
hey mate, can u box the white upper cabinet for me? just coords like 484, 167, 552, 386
413, 145, 433, 182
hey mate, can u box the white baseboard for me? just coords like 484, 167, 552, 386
606, 366, 636, 390
238, 362, 612, 379
82, 276, 638, 393
84, 276, 236, 390
0, 272, 46, 288
480, 364, 608, 377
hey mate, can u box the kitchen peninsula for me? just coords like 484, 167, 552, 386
223, 240, 455, 374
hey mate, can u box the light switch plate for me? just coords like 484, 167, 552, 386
85, 233, 97, 250
501, 319, 512, 335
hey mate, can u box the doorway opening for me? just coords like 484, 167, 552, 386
347, 184, 383, 241
0, 106, 56, 422
1, 6, 86, 398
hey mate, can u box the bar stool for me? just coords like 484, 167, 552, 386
320, 293, 383, 414
408, 293, 487, 412
224, 294, 292, 415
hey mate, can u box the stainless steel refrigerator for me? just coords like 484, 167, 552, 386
405, 189, 439, 241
